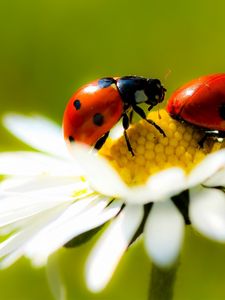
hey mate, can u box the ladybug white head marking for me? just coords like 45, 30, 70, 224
135, 90, 148, 104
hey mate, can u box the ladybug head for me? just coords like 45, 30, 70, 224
145, 79, 166, 109
116, 76, 166, 110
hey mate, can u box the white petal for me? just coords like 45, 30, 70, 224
204, 168, 225, 187
144, 200, 184, 267
0, 205, 64, 268
17, 196, 96, 232
123, 168, 187, 204
0, 151, 82, 176
3, 114, 70, 159
188, 149, 225, 187
0, 177, 35, 192
0, 191, 73, 227
0, 179, 95, 228
190, 186, 225, 242
0, 198, 95, 267
0, 176, 88, 197
71, 143, 128, 197
109, 122, 123, 140
86, 205, 143, 292
0, 249, 24, 268
0, 208, 61, 257
25, 199, 121, 266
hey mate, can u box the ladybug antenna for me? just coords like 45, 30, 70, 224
164, 69, 172, 82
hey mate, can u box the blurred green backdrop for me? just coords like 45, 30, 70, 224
1, 0, 225, 299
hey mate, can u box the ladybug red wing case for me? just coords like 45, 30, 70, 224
167, 73, 225, 131
63, 79, 123, 146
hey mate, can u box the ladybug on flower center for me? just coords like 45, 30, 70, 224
167, 73, 225, 146
63, 76, 166, 155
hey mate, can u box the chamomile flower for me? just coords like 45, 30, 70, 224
0, 110, 224, 293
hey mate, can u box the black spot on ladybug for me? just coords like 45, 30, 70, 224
93, 113, 104, 126
69, 136, 75, 142
73, 99, 81, 110
219, 104, 225, 120
98, 78, 116, 88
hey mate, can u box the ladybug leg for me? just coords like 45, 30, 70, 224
147, 104, 153, 111
198, 133, 208, 148
199, 130, 225, 147
129, 110, 134, 124
132, 105, 166, 137
124, 131, 134, 156
122, 114, 135, 156
94, 131, 110, 150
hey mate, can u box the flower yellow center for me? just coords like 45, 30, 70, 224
100, 109, 225, 186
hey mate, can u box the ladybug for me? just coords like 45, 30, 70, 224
167, 73, 225, 146
63, 76, 166, 155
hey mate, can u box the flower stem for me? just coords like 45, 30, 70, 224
148, 263, 179, 300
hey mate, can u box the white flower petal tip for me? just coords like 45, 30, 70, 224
30, 256, 48, 268
70, 143, 128, 197
0, 151, 83, 177
144, 201, 184, 268
85, 205, 144, 293
3, 113, 70, 159
123, 168, 187, 205
188, 149, 225, 188
190, 187, 225, 242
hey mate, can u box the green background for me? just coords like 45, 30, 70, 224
0, 0, 225, 299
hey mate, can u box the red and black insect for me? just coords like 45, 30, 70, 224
167, 73, 225, 146
63, 76, 166, 155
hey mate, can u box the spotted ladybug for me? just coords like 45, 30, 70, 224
63, 76, 166, 155
167, 73, 225, 146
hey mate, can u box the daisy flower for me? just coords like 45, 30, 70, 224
0, 110, 224, 294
